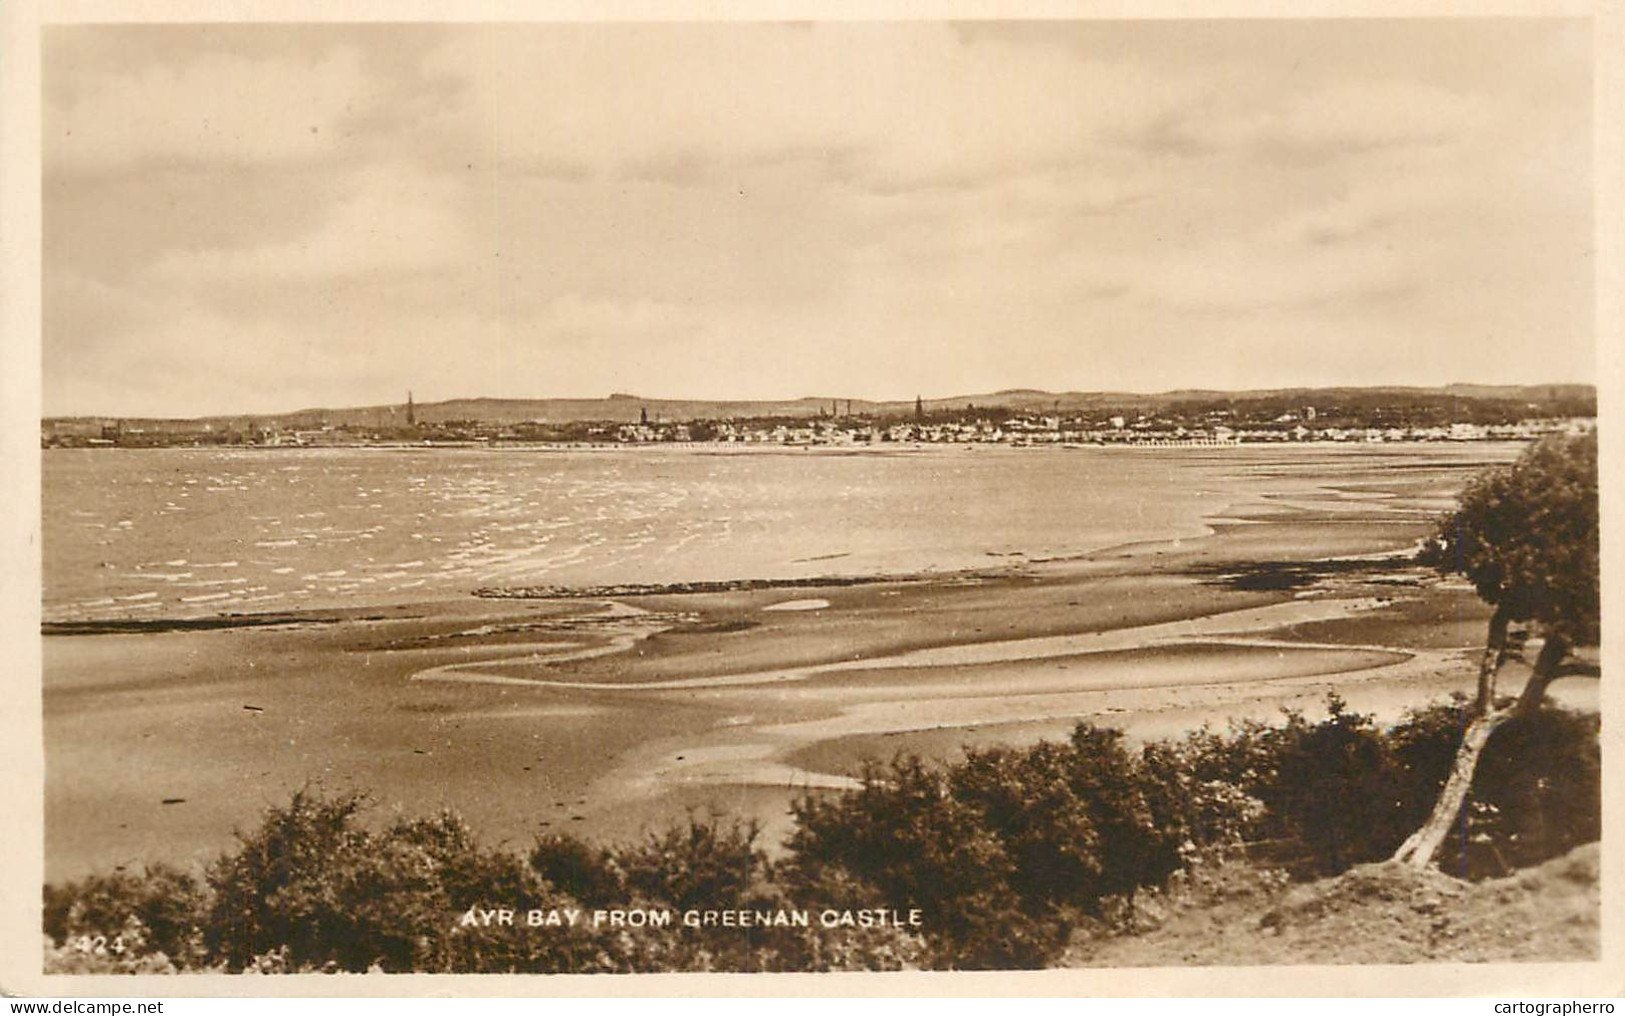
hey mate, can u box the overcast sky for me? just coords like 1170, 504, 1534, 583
44, 18, 1594, 417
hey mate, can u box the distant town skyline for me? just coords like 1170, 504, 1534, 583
44, 18, 1595, 418
43, 381, 1597, 427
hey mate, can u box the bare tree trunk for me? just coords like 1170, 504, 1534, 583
1515, 636, 1569, 717
1392, 631, 1569, 870
1392, 711, 1510, 867
1475, 607, 1511, 713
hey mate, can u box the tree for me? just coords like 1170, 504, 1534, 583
1393, 431, 1599, 868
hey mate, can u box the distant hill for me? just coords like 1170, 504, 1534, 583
45, 383, 1596, 429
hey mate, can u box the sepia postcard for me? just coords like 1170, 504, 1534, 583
1, 0, 1621, 999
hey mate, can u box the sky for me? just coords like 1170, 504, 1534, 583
43, 18, 1595, 417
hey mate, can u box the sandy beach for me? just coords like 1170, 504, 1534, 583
43, 444, 1597, 884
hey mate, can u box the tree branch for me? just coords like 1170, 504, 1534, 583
1514, 635, 1571, 717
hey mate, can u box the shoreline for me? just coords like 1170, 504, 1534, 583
40, 437, 1556, 452
42, 442, 1524, 628
34, 491, 1416, 637
43, 445, 1576, 882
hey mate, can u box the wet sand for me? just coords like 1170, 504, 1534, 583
47, 444, 1599, 883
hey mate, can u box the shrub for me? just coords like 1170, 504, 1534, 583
43, 863, 206, 968
783, 725, 1240, 968
615, 811, 764, 912
1392, 702, 1601, 878
951, 727, 1185, 909
1137, 738, 1265, 857
593, 812, 834, 973
202, 790, 597, 973
785, 754, 1038, 967
529, 833, 623, 908
42, 696, 1599, 973
1259, 697, 1417, 874
1151, 694, 1601, 880
1472, 708, 1601, 871
43, 925, 187, 975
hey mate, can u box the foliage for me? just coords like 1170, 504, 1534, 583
1394, 701, 1602, 878
1154, 695, 1600, 880
528, 833, 623, 908
952, 727, 1188, 907
1399, 433, 1599, 869
785, 754, 1035, 967
202, 791, 590, 973
43, 863, 206, 968
42, 700, 1599, 973
1138, 734, 1267, 853
1257, 697, 1419, 874
1424, 431, 1599, 645
783, 724, 1241, 968
42, 925, 187, 975
616, 811, 765, 913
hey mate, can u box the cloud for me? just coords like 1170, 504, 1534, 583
45, 37, 377, 175
415, 23, 1206, 195
39, 20, 1595, 415
534, 294, 704, 341
1222, 81, 1489, 164
1113, 78, 1490, 166
142, 161, 475, 284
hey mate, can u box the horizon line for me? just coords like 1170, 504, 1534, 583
41, 379, 1599, 423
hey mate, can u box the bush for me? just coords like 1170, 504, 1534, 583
1260, 697, 1418, 874
529, 833, 623, 908
785, 754, 1032, 967
576, 812, 871, 974
202, 790, 604, 973
42, 698, 1600, 973
1152, 694, 1601, 880
615, 811, 765, 912
951, 728, 1186, 909
43, 928, 187, 975
783, 724, 1242, 968
1390, 701, 1601, 878
43, 864, 206, 968
1137, 738, 1265, 856
1471, 708, 1601, 871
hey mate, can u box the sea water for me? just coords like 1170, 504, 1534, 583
41, 443, 1510, 623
